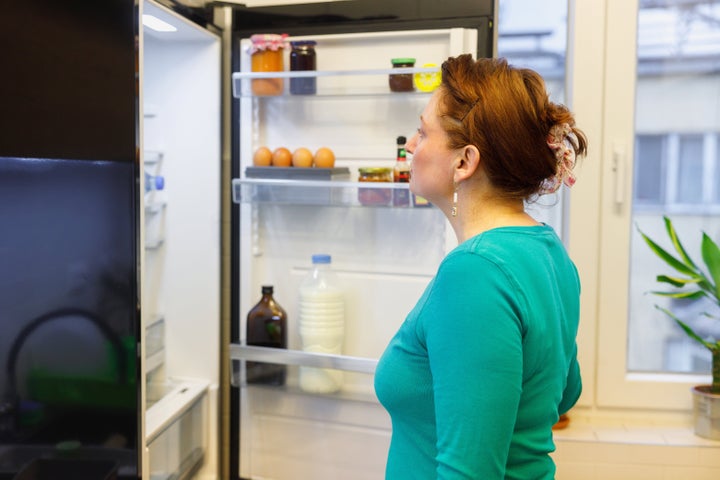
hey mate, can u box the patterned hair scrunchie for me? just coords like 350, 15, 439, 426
540, 123, 577, 195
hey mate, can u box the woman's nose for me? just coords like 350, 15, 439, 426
405, 135, 416, 154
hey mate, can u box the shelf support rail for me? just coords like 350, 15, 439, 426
229, 343, 378, 387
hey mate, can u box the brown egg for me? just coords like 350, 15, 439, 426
272, 147, 292, 167
253, 146, 272, 166
292, 147, 314, 168
313, 147, 336, 168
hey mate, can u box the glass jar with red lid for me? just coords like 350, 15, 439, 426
248, 33, 288, 96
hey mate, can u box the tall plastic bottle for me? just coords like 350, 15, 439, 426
246, 285, 288, 385
393, 135, 410, 207
298, 254, 345, 393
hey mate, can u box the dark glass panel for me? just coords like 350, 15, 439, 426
0, 156, 138, 479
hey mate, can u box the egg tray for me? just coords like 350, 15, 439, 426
245, 167, 350, 180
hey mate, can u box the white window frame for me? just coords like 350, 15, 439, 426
567, 0, 713, 410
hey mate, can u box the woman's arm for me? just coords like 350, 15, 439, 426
422, 253, 523, 479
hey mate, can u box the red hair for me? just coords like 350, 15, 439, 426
438, 55, 587, 200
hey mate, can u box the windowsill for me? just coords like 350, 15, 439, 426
553, 409, 720, 447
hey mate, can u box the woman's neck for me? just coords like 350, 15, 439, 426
450, 191, 539, 244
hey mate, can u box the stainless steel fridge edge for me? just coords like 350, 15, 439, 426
213, 6, 235, 480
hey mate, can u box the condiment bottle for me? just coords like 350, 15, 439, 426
246, 285, 288, 385
248, 34, 288, 96
393, 135, 410, 207
289, 40, 317, 95
298, 254, 345, 393
389, 58, 416, 92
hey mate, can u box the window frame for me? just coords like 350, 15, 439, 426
568, 0, 715, 410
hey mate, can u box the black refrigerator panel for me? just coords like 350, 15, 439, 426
0, 0, 140, 479
231, 0, 495, 57
0, 0, 137, 162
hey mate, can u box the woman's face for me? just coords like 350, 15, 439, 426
406, 90, 456, 207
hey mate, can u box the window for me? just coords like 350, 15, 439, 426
501, 0, 720, 412
634, 133, 719, 211
497, 0, 569, 237
634, 135, 666, 205
590, 0, 720, 409
676, 134, 705, 205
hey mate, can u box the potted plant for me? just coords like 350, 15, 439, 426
638, 216, 720, 440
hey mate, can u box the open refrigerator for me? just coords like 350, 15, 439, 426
230, 27, 484, 480
139, 1, 495, 479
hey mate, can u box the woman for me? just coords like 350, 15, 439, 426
374, 54, 587, 480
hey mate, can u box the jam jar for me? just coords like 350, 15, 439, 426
389, 58, 416, 92
358, 167, 392, 206
248, 34, 288, 96
290, 40, 317, 95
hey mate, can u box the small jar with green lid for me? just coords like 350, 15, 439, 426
389, 58, 416, 92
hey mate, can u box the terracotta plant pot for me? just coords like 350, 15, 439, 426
691, 385, 720, 440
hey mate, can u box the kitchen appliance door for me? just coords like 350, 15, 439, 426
140, 1, 223, 479
232, 26, 487, 480
0, 1, 140, 479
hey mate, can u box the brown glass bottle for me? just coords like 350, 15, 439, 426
246, 285, 288, 385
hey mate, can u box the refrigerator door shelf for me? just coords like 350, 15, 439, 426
144, 199, 166, 215
146, 379, 209, 480
232, 178, 429, 208
233, 67, 439, 98
230, 343, 377, 375
143, 149, 163, 165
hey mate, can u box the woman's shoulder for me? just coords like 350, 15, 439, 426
450, 224, 558, 261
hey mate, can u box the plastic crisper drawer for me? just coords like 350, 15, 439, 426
146, 379, 209, 480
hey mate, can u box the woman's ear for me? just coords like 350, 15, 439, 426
453, 144, 480, 183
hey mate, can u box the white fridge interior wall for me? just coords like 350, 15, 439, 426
142, 1, 221, 478
143, 0, 220, 387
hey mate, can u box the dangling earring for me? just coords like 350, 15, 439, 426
451, 188, 458, 217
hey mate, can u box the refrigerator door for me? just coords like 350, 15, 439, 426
231, 27, 484, 479
0, 1, 139, 479
140, 1, 222, 479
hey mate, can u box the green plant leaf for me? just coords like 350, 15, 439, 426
656, 275, 701, 287
638, 226, 696, 276
701, 232, 720, 299
664, 216, 699, 270
656, 305, 715, 350
649, 290, 706, 300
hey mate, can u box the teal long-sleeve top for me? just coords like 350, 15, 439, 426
374, 225, 582, 480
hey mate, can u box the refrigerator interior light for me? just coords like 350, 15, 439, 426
142, 14, 178, 32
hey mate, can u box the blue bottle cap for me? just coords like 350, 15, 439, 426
311, 254, 331, 264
